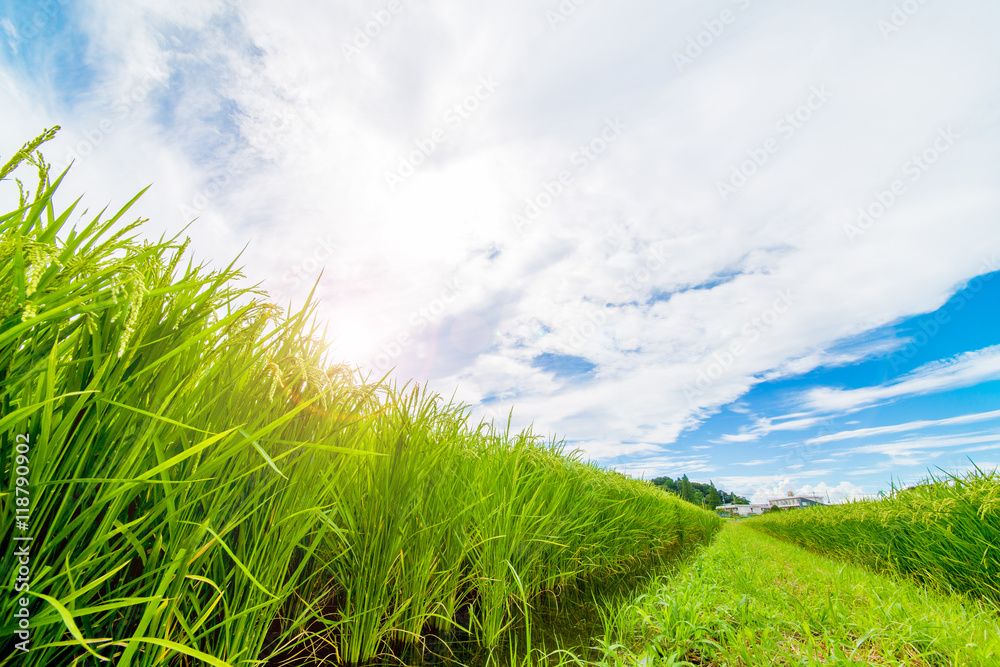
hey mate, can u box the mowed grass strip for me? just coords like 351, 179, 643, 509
597, 523, 1000, 667
746, 468, 1000, 609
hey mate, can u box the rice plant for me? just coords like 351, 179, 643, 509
746, 465, 1000, 610
0, 130, 721, 666
603, 523, 1000, 666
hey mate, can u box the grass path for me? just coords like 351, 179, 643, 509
597, 522, 1000, 666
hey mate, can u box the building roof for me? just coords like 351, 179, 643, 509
767, 495, 824, 503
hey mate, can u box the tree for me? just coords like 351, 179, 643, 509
652, 476, 678, 495
680, 475, 696, 504
706, 482, 722, 510
661, 476, 747, 507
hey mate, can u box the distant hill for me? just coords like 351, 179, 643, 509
651, 475, 749, 509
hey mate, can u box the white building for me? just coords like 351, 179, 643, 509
767, 493, 824, 509
716, 503, 771, 517
718, 491, 825, 516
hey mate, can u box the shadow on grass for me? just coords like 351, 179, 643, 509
264, 535, 718, 667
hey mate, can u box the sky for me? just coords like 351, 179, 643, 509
1, 0, 999, 504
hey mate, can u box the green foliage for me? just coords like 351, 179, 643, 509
595, 523, 1000, 665
724, 490, 750, 505
0, 133, 722, 665
705, 482, 721, 510
747, 467, 1000, 610
680, 475, 695, 504
652, 475, 748, 505
651, 475, 678, 494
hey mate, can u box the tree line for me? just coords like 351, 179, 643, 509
651, 475, 750, 510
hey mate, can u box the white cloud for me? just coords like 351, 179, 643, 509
721, 414, 829, 443
807, 409, 1000, 445
2, 0, 1000, 490
803, 346, 1000, 414
712, 474, 873, 505
846, 432, 1000, 457
795, 481, 874, 504
721, 351, 1000, 444
569, 440, 661, 462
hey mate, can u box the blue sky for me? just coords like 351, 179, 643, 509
2, 0, 999, 502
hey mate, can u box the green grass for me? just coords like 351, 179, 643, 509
11, 128, 994, 667
592, 523, 1000, 666
746, 468, 1000, 610
0, 131, 721, 665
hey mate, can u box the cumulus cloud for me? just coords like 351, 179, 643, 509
712, 475, 873, 505
2, 0, 999, 494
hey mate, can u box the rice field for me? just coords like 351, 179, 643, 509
5, 130, 999, 667
593, 523, 1000, 666
746, 468, 1000, 610
0, 133, 721, 665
